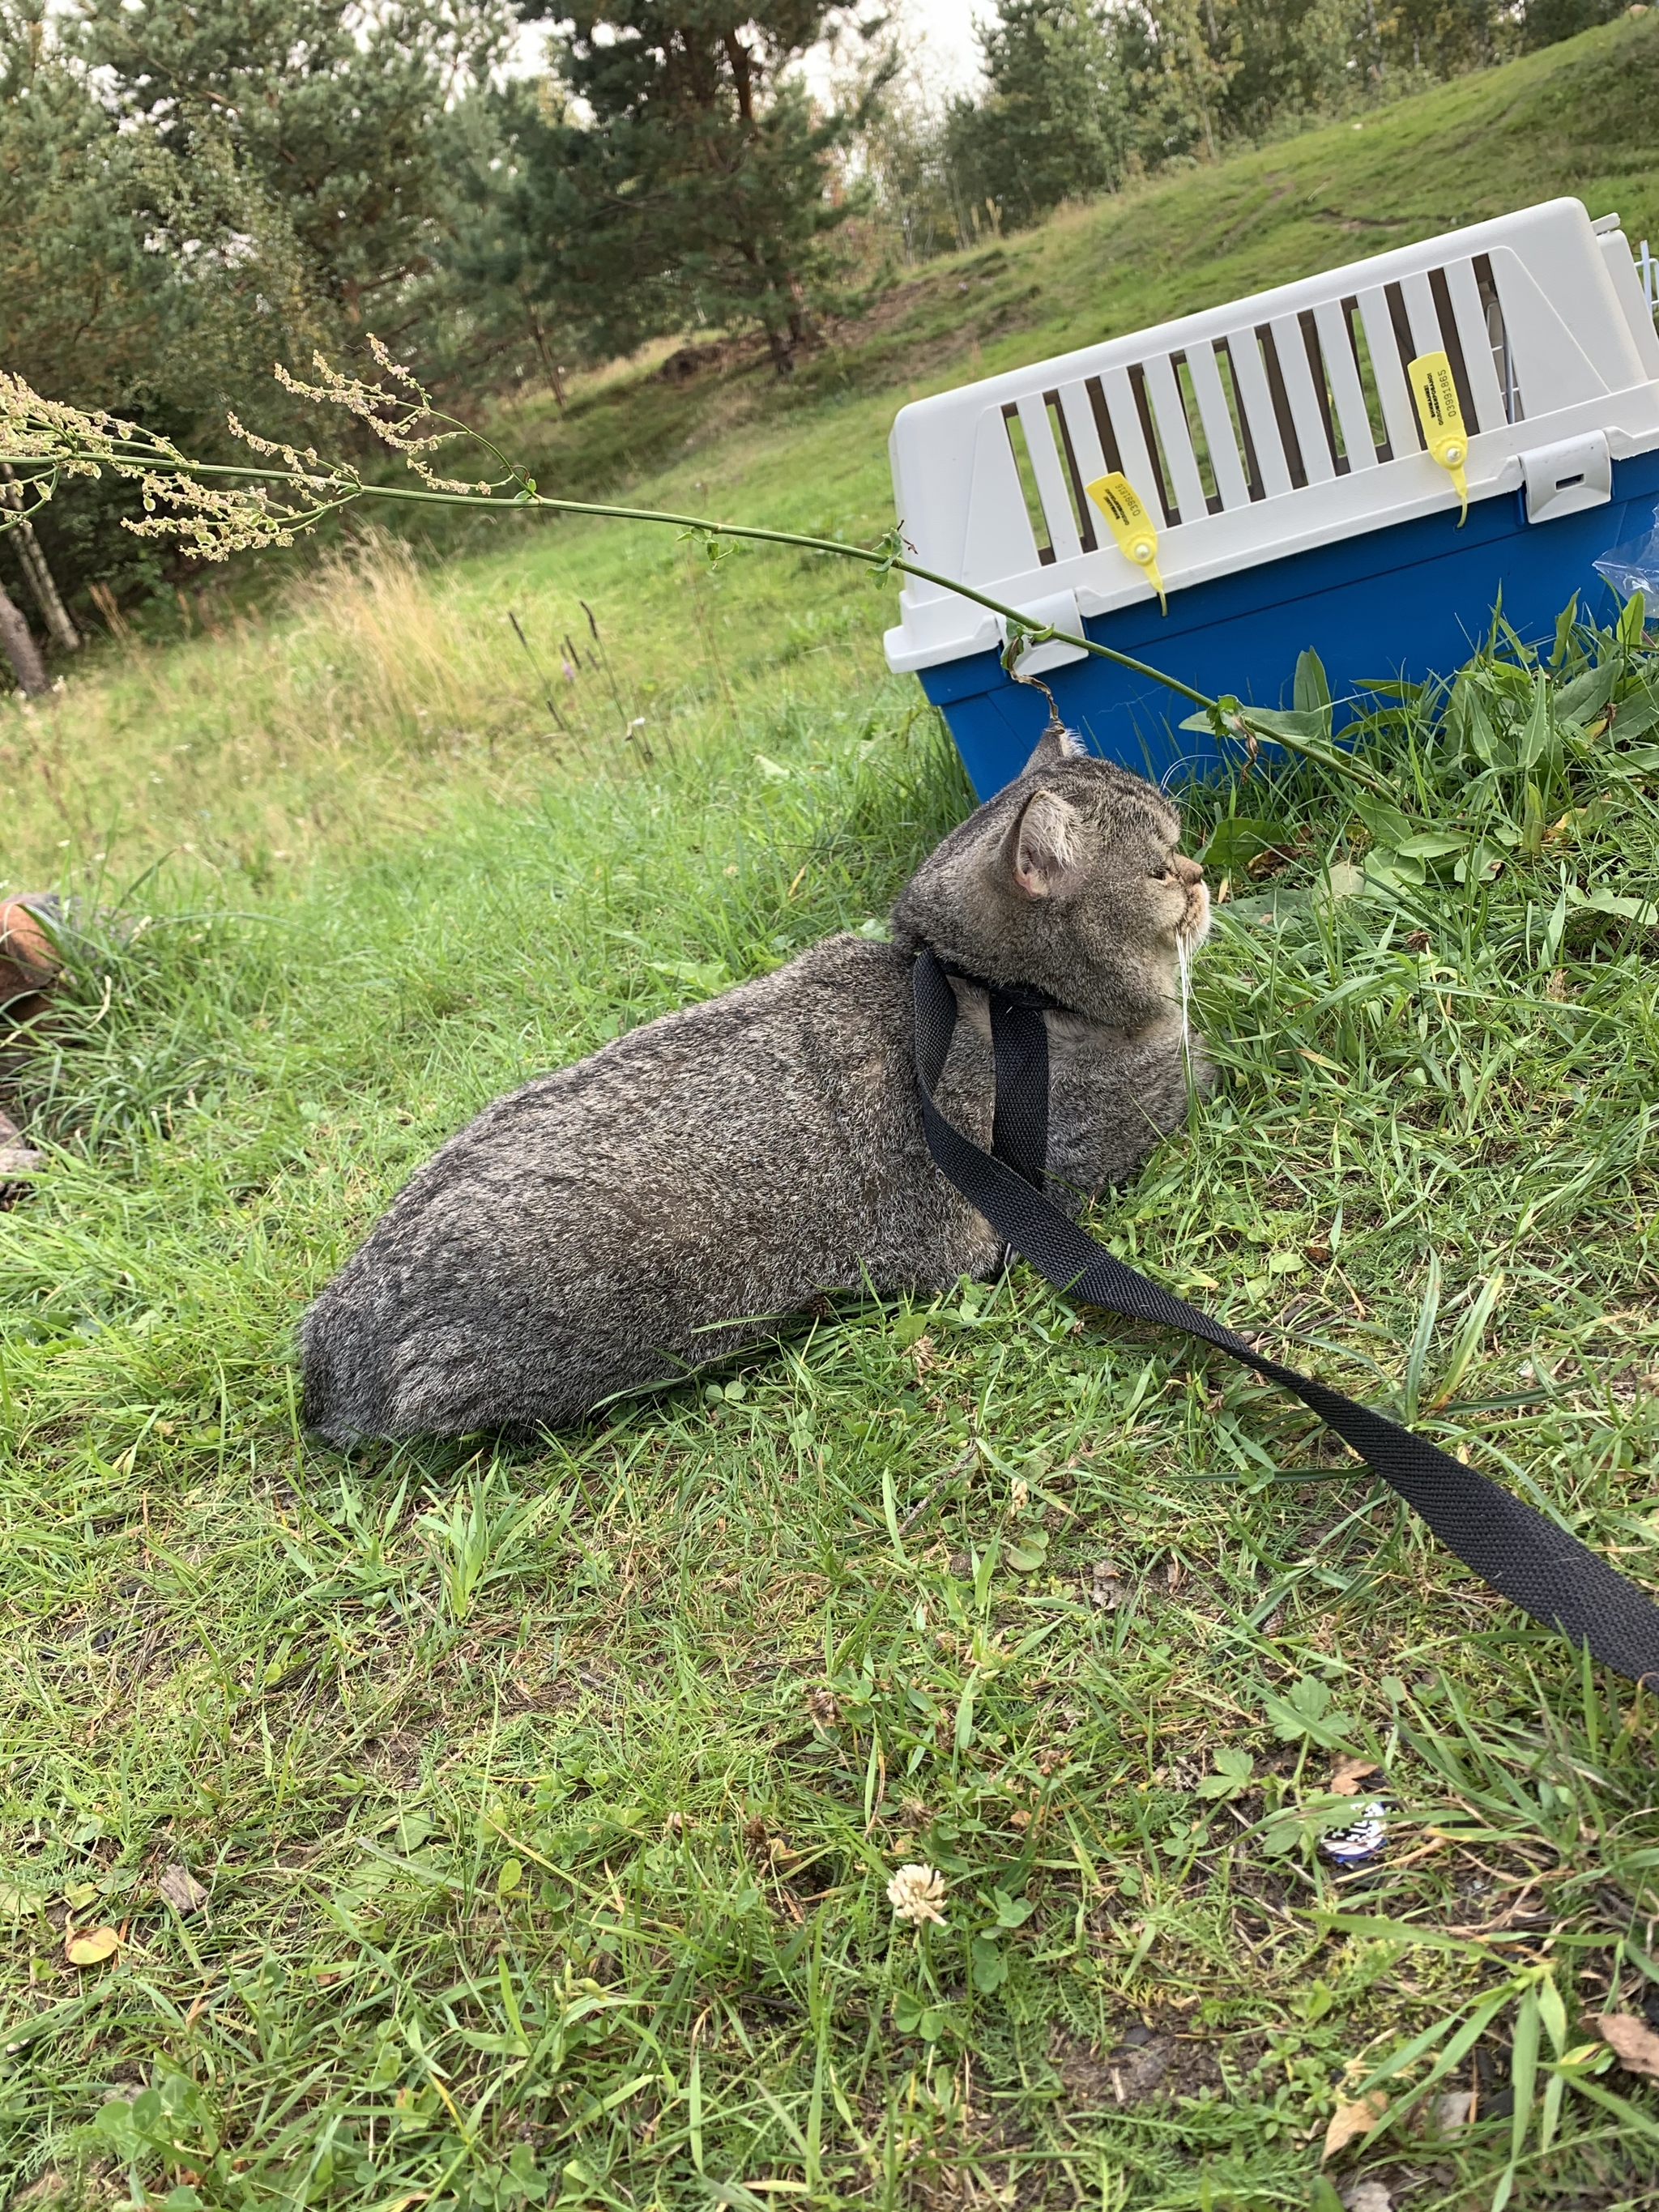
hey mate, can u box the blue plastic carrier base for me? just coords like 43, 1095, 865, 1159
919, 451, 1659, 801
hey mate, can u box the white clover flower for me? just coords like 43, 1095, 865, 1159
886, 1862, 948, 1928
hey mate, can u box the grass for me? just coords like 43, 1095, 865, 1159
7, 16, 1659, 2209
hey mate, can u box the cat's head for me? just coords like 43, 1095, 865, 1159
890, 720, 1209, 1031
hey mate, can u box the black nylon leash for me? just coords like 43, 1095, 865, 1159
913, 945, 1659, 1686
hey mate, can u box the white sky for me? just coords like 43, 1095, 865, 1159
882, 0, 985, 97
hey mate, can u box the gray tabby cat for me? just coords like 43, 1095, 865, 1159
301, 724, 1211, 1443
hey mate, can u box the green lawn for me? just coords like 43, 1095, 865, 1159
7, 18, 1659, 2211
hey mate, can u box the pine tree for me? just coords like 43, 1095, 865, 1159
944, 1, 1125, 234
446, 76, 677, 380
531, 3, 887, 377
66, 0, 514, 336
2, 1, 511, 617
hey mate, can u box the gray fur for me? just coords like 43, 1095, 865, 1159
300, 729, 1213, 1443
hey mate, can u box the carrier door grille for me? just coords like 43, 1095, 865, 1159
982, 252, 1548, 588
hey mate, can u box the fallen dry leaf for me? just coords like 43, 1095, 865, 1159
156, 1862, 209, 1916
1597, 2011, 1659, 2080
63, 1924, 122, 1967
1322, 2089, 1388, 2162
1329, 1755, 1380, 1797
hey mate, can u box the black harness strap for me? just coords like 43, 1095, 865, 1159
914, 945, 1659, 1686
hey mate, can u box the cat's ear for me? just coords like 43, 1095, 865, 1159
1020, 717, 1087, 774
1007, 786, 1085, 901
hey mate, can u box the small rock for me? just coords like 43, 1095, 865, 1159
1341, 2186, 1392, 2212
1434, 2087, 1473, 2133
0, 1110, 45, 1180
1089, 1562, 1128, 1609
156, 1862, 209, 1916
1111, 2034, 1171, 2097
0, 895, 60, 998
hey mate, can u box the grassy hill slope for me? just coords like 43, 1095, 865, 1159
503, 8, 1659, 516
11, 15, 1659, 880
6, 21, 1659, 2211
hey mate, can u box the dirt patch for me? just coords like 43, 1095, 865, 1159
651, 260, 1037, 398
1051, 2021, 1225, 2108
657, 333, 775, 385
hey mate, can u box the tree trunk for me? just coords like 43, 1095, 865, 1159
1, 467, 80, 653
528, 309, 566, 412
763, 321, 795, 376
0, 578, 49, 696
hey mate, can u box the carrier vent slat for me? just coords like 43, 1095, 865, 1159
1014, 391, 1082, 564
1224, 330, 1294, 498
1057, 377, 1110, 492
1187, 342, 1252, 509
1355, 283, 1422, 456
1096, 364, 1163, 528
1445, 258, 1508, 435
1397, 270, 1446, 375
1142, 354, 1209, 523
1268, 313, 1337, 484
1313, 298, 1380, 471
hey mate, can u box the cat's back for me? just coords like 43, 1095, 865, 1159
327, 929, 924, 1282
398, 928, 914, 1217
300, 931, 951, 1439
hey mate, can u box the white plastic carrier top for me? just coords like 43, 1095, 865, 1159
884, 197, 1659, 677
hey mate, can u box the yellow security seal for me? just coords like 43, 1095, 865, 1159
1407, 351, 1469, 526
1085, 471, 1167, 614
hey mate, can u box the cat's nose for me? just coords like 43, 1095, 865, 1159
1173, 855, 1205, 886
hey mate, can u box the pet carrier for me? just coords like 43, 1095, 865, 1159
883, 198, 1659, 794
